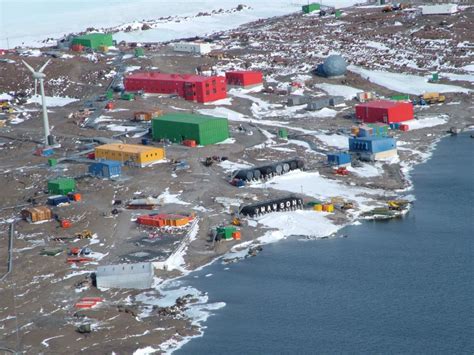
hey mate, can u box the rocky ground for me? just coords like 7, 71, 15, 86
0, 4, 473, 354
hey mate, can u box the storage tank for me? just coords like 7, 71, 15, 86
315, 55, 347, 77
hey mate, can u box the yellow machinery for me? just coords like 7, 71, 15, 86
421, 92, 446, 104
232, 217, 241, 226
388, 200, 409, 211
75, 230, 93, 239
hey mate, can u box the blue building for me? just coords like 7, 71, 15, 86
327, 152, 351, 166
349, 136, 397, 161
89, 160, 122, 179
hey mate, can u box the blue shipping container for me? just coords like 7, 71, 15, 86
89, 160, 122, 179
47, 195, 70, 206
349, 136, 396, 154
327, 152, 351, 166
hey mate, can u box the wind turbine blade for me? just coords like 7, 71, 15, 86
21, 60, 35, 74
38, 59, 51, 73
34, 79, 38, 96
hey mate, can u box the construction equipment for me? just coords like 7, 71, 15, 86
420, 92, 446, 104
75, 229, 93, 239
232, 217, 241, 226
388, 200, 409, 211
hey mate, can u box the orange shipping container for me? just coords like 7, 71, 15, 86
21, 206, 52, 223
232, 231, 241, 240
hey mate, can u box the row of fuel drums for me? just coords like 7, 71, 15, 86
233, 158, 305, 182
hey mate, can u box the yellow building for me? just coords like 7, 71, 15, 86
95, 143, 165, 167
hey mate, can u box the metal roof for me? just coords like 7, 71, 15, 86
356, 100, 411, 109
95, 143, 163, 154
126, 72, 223, 83
156, 113, 227, 124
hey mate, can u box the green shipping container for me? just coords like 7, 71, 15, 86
431, 72, 439, 82
121, 92, 135, 101
335, 9, 342, 17
71, 33, 113, 50
48, 178, 76, 195
302, 3, 320, 13
152, 113, 229, 146
135, 48, 144, 57
278, 128, 288, 139
217, 226, 237, 240
106, 90, 114, 100
391, 94, 410, 101
48, 158, 57, 167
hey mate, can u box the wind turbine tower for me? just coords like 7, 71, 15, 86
22, 59, 53, 146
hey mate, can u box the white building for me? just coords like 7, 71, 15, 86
421, 4, 458, 15
172, 42, 212, 55
96, 262, 154, 289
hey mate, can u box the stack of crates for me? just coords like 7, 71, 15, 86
367, 123, 389, 137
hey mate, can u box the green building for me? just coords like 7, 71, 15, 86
302, 3, 320, 13
48, 177, 76, 195
216, 226, 237, 241
152, 113, 229, 146
71, 33, 113, 50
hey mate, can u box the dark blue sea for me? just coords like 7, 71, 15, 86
178, 133, 474, 354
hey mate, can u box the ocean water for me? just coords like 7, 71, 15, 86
177, 133, 474, 354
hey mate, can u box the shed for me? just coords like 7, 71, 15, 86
95, 143, 165, 167
21, 206, 52, 223
71, 33, 113, 50
329, 96, 345, 106
287, 95, 310, 106
302, 3, 321, 13
96, 262, 154, 290
172, 42, 212, 55
89, 160, 122, 179
306, 98, 330, 111
327, 152, 351, 166
355, 100, 414, 123
48, 177, 76, 195
137, 214, 193, 227
225, 71, 263, 87
152, 113, 229, 145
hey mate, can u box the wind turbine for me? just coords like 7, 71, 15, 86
22, 59, 52, 146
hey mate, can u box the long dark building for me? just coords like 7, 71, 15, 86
240, 196, 304, 217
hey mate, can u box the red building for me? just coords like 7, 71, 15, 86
225, 71, 263, 87
124, 72, 227, 103
355, 100, 414, 123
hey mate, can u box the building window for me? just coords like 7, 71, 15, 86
213, 89, 217, 94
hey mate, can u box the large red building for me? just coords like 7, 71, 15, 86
225, 71, 263, 87
124, 72, 227, 103
355, 100, 414, 123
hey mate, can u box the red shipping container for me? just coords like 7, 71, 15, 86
225, 71, 263, 87
355, 100, 414, 124
399, 124, 409, 131
124, 72, 227, 103
71, 44, 84, 52
87, 152, 95, 160
105, 102, 114, 110
183, 139, 196, 147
